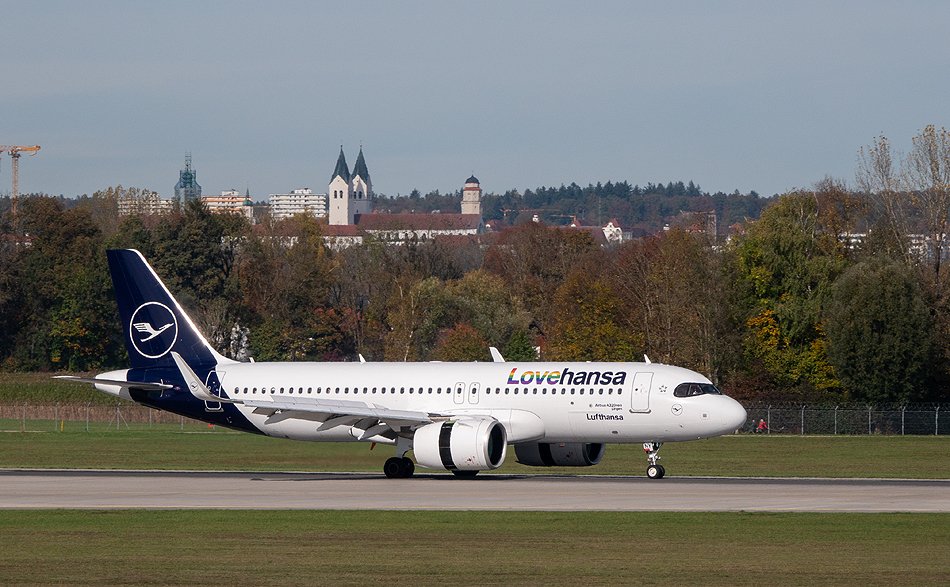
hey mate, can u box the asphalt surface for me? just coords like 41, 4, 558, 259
1, 470, 948, 512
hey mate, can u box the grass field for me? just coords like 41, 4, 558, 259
1, 430, 948, 478
0, 510, 945, 585
0, 372, 114, 405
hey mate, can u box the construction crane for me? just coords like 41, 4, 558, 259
0, 145, 41, 228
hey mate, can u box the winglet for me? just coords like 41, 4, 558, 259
171, 351, 239, 404
358, 354, 367, 363
489, 347, 505, 362
644, 355, 652, 364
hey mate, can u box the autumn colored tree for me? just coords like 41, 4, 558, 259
610, 229, 731, 378
483, 222, 601, 330
383, 276, 449, 361
431, 323, 490, 362
545, 266, 641, 361
238, 214, 338, 361
731, 191, 847, 399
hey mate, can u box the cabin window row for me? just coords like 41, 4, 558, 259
231, 386, 623, 396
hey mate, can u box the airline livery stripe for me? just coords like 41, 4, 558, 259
438, 422, 456, 470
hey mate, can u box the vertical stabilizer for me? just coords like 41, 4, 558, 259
107, 249, 235, 369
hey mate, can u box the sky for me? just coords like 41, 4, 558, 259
3, 1, 949, 200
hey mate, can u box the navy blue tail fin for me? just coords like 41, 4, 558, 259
108, 249, 233, 369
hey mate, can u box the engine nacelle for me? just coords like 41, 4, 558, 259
413, 418, 507, 471
514, 442, 606, 467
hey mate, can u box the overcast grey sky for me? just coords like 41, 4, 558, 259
3, 1, 949, 200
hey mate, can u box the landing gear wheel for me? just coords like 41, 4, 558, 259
384, 457, 404, 479
452, 470, 479, 479
643, 441, 665, 479
384, 457, 415, 478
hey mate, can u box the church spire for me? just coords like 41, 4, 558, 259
353, 146, 370, 181
332, 146, 351, 182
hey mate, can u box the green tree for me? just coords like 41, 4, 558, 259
503, 329, 538, 361
445, 270, 531, 349
825, 261, 934, 403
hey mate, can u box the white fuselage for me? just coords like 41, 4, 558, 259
206, 361, 746, 445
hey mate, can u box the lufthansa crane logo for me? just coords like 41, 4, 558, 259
129, 302, 178, 359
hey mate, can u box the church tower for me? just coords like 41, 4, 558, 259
350, 146, 373, 218
174, 153, 202, 203
328, 147, 352, 225
461, 174, 482, 216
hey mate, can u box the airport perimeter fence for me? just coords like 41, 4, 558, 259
742, 403, 950, 436
0, 402, 216, 433
0, 401, 948, 435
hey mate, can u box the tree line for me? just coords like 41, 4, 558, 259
1, 127, 949, 406
379, 180, 766, 234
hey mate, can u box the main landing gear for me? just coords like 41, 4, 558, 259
384, 456, 415, 479
643, 442, 665, 479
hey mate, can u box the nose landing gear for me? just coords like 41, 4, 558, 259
643, 442, 665, 479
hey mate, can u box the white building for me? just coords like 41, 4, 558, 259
202, 189, 253, 219
270, 188, 328, 220
117, 191, 174, 216
329, 147, 372, 225
461, 175, 482, 216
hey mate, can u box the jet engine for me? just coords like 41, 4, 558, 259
413, 418, 507, 471
514, 442, 606, 467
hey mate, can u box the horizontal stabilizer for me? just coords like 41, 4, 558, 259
53, 375, 173, 391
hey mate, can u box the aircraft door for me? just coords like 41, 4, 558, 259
468, 382, 481, 405
629, 372, 652, 413
204, 371, 225, 412
453, 382, 465, 405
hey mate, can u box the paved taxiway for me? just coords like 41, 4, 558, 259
1, 470, 948, 512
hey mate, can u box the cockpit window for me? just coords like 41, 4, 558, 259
673, 383, 722, 398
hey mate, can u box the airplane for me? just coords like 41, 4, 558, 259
58, 249, 747, 479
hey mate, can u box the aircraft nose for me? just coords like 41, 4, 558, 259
722, 397, 747, 433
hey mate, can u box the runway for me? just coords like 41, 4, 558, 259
1, 470, 948, 512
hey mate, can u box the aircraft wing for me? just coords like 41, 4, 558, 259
168, 351, 436, 439
243, 397, 434, 439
